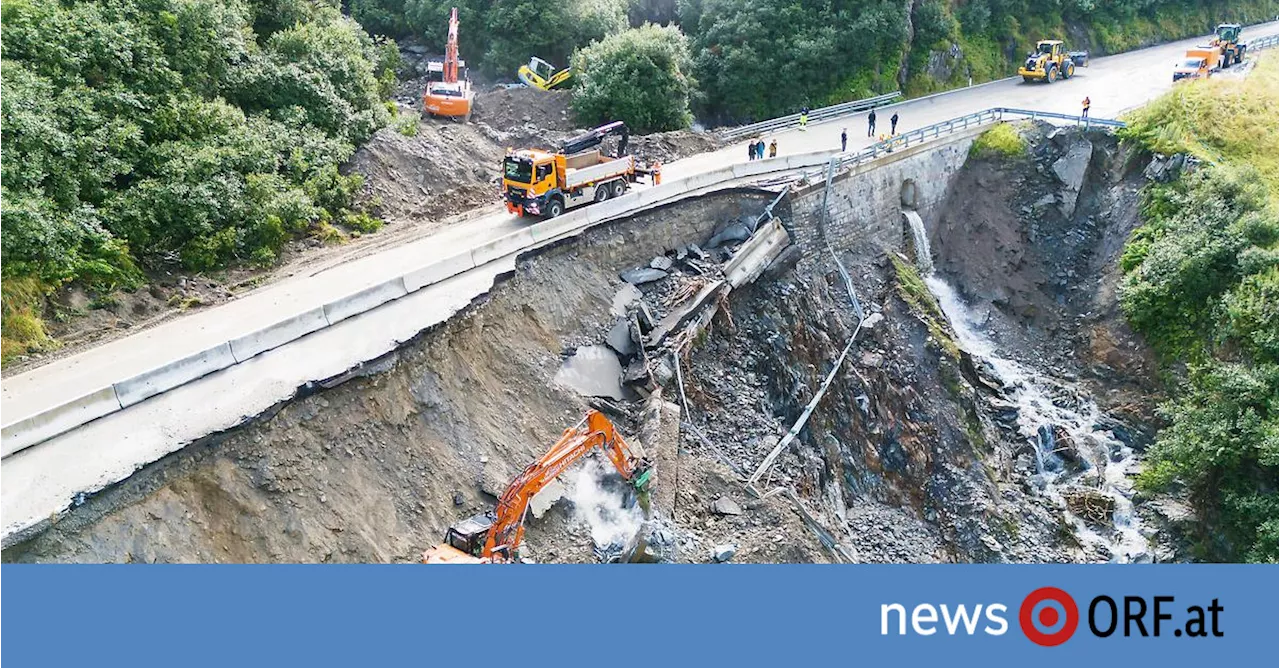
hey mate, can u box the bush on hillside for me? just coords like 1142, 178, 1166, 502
571, 24, 696, 133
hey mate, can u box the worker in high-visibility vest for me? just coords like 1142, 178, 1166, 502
651, 161, 662, 186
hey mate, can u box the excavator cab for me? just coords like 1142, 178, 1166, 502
518, 57, 572, 91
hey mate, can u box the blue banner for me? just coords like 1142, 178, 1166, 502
3, 565, 1276, 666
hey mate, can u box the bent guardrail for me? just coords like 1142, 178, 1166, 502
720, 92, 901, 141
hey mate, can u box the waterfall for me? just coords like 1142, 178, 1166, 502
916, 243, 1152, 563
902, 210, 934, 275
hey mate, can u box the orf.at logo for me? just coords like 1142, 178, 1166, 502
1020, 587, 1079, 646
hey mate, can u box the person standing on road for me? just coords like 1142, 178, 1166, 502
769, 139, 777, 158
841, 128, 848, 152
1081, 96, 1091, 120
799, 106, 810, 130
755, 139, 764, 160
747, 140, 756, 161
890, 112, 899, 135
867, 109, 877, 137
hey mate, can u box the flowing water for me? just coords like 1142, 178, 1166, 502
904, 211, 1150, 563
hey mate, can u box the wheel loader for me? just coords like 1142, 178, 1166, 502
1213, 24, 1247, 67
1019, 40, 1089, 83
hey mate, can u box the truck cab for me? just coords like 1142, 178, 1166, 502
502, 149, 563, 217
1173, 56, 1210, 82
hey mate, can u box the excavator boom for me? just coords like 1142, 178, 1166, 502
424, 410, 651, 564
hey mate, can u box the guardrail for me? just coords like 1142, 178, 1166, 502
1250, 34, 1279, 50
824, 106, 1124, 173
0, 105, 1127, 460
720, 92, 901, 141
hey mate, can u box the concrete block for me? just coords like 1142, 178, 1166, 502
403, 251, 475, 292
0, 386, 122, 458
229, 307, 328, 363
114, 342, 236, 408
470, 228, 536, 267
322, 278, 410, 326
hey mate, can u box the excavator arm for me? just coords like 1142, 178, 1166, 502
424, 410, 650, 564
484, 410, 650, 560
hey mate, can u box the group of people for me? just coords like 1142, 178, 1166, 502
747, 137, 777, 161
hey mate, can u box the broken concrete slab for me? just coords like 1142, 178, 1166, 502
529, 478, 568, 518
620, 267, 668, 285
610, 283, 643, 316
711, 496, 743, 516
706, 223, 751, 249
552, 345, 624, 400
649, 255, 674, 271
605, 318, 636, 357
687, 242, 707, 260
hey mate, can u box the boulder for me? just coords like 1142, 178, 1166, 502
1051, 140, 1093, 217
711, 544, 738, 563
711, 496, 743, 516
650, 255, 674, 271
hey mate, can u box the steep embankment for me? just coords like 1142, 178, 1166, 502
7, 121, 1180, 565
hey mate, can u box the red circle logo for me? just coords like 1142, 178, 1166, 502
1019, 587, 1079, 646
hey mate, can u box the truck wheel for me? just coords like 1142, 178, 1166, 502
611, 180, 626, 198
1063, 61, 1075, 79
594, 185, 610, 202
1046, 65, 1057, 83
546, 198, 564, 218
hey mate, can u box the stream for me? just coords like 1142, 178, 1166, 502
905, 211, 1151, 563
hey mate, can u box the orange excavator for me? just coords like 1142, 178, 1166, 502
422, 7, 473, 121
423, 410, 652, 563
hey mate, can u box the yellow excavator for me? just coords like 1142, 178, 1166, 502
1019, 40, 1089, 83
518, 56, 572, 90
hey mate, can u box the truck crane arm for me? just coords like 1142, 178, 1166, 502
559, 121, 629, 156
423, 410, 651, 563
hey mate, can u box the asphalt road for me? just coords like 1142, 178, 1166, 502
3, 23, 1275, 428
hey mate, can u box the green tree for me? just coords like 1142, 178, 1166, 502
571, 23, 696, 133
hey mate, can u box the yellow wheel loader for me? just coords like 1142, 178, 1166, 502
1019, 40, 1089, 83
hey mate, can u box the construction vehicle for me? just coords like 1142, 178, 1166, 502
1018, 40, 1089, 83
423, 410, 652, 564
422, 8, 473, 120
518, 56, 572, 91
1172, 54, 1212, 82
502, 121, 657, 218
1184, 43, 1224, 74
1213, 23, 1247, 66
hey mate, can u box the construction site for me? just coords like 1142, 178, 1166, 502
5, 116, 1195, 565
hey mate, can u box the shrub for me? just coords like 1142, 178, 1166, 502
571, 24, 696, 133
969, 123, 1026, 158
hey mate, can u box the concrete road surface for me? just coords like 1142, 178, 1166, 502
3, 23, 1275, 431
